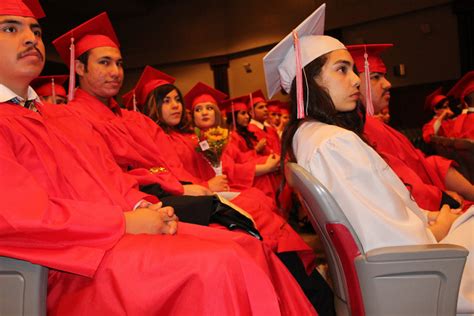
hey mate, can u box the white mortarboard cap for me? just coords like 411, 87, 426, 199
263, 3, 345, 98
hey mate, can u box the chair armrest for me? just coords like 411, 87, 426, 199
0, 256, 48, 316
354, 244, 467, 316
365, 243, 468, 262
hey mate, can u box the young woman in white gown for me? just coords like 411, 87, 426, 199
265, 31, 474, 314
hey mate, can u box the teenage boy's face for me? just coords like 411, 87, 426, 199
76, 46, 124, 102
0, 15, 45, 84
252, 102, 268, 122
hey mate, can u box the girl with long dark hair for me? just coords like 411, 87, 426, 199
264, 5, 474, 313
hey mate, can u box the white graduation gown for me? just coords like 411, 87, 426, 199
293, 121, 474, 314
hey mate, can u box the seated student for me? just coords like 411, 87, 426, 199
30, 74, 68, 104
443, 71, 474, 140
264, 4, 474, 313
346, 43, 474, 211
224, 95, 269, 155
184, 82, 281, 198
0, 2, 319, 315
422, 87, 454, 143
53, 13, 209, 197
137, 71, 308, 250
248, 90, 282, 155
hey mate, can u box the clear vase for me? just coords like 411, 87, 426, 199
212, 161, 223, 176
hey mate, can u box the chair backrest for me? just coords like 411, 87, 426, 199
285, 162, 365, 316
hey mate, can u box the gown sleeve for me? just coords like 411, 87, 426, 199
0, 134, 125, 277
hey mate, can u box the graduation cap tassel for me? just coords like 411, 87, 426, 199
231, 101, 236, 131
249, 93, 255, 118
363, 47, 374, 116
292, 31, 304, 119
132, 93, 137, 112
51, 78, 57, 104
68, 37, 76, 101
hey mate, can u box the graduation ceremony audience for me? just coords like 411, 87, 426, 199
1, 0, 473, 315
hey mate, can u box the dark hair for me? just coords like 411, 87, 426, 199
226, 111, 258, 149
278, 52, 365, 204
142, 83, 192, 133
74, 51, 90, 88
77, 51, 90, 72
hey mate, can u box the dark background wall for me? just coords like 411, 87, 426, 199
39, 0, 473, 130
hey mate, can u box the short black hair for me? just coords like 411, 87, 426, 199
76, 50, 90, 72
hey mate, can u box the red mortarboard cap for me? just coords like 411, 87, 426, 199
424, 87, 446, 111
221, 95, 249, 113
52, 12, 120, 66
279, 101, 290, 115
31, 75, 68, 98
184, 82, 228, 110
346, 44, 393, 74
267, 100, 282, 113
126, 66, 175, 109
0, 0, 45, 19
347, 43, 393, 116
447, 71, 474, 102
248, 90, 267, 107
221, 95, 251, 129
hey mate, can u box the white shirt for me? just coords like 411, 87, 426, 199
250, 119, 265, 130
0, 84, 39, 110
0, 84, 38, 103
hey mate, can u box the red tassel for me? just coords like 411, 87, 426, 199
68, 37, 76, 101
231, 101, 236, 131
363, 48, 374, 116
249, 93, 255, 118
51, 78, 57, 104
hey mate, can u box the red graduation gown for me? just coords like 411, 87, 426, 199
67, 89, 190, 193
444, 112, 474, 139
228, 132, 291, 213
364, 116, 453, 211
0, 101, 317, 315
422, 116, 455, 143
167, 131, 316, 270
422, 117, 439, 143
248, 121, 282, 155
230, 127, 292, 218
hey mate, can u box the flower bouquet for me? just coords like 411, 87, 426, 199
195, 126, 229, 175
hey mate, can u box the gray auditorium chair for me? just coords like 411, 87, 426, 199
285, 162, 468, 316
0, 257, 48, 316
